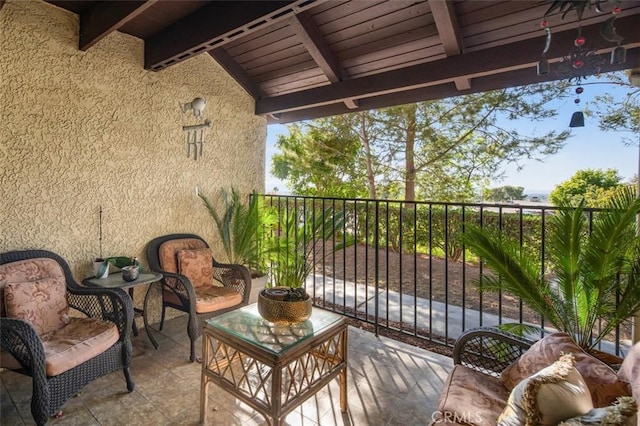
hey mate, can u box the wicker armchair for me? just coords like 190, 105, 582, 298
146, 234, 251, 362
0, 250, 134, 426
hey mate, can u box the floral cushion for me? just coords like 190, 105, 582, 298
498, 354, 593, 426
0, 258, 65, 316
436, 364, 510, 425
177, 248, 213, 289
501, 333, 631, 407
618, 341, 640, 425
158, 238, 207, 273
4, 277, 70, 336
558, 396, 637, 426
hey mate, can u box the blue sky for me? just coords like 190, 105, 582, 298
265, 78, 639, 196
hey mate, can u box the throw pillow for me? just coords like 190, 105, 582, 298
498, 353, 594, 426
4, 277, 70, 336
177, 248, 213, 289
558, 396, 638, 426
501, 332, 631, 407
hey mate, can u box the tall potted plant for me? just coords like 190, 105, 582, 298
461, 186, 640, 351
199, 188, 277, 302
258, 206, 354, 323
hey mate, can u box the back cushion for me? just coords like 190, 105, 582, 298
158, 238, 207, 273
0, 258, 66, 317
177, 249, 213, 288
619, 341, 640, 422
5, 277, 70, 335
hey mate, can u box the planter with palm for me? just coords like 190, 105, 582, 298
462, 186, 640, 353
199, 188, 277, 302
259, 206, 354, 323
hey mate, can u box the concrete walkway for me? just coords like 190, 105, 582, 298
306, 274, 629, 354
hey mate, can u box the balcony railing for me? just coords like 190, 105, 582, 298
260, 194, 629, 355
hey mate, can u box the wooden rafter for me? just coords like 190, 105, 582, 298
429, 0, 470, 91
256, 15, 640, 116
79, 1, 156, 51
288, 12, 357, 109
209, 48, 265, 100
144, 0, 325, 71
268, 47, 640, 123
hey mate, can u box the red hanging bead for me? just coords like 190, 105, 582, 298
540, 20, 548, 28
613, 6, 621, 14
574, 98, 581, 104
576, 87, 584, 94
574, 36, 586, 47
573, 59, 584, 69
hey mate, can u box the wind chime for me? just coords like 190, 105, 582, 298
181, 97, 211, 160
536, 0, 626, 127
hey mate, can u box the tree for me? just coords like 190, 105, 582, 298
272, 82, 572, 202
484, 185, 527, 202
549, 169, 624, 207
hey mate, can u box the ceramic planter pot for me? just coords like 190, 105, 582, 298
92, 260, 109, 279
257, 287, 312, 324
121, 265, 140, 282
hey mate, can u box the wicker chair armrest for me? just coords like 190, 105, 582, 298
0, 318, 47, 380
67, 286, 134, 341
155, 270, 197, 310
453, 327, 534, 378
211, 261, 252, 304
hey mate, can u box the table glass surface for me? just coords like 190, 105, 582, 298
205, 304, 343, 355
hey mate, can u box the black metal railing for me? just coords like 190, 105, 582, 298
259, 194, 629, 355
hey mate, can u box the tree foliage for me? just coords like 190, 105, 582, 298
484, 185, 527, 202
549, 168, 624, 207
272, 82, 571, 201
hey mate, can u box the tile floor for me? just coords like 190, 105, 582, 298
1, 312, 453, 425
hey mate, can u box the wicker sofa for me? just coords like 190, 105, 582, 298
431, 327, 640, 425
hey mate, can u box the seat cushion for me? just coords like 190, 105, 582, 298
158, 238, 207, 273
436, 364, 510, 426
498, 354, 593, 426
501, 332, 631, 407
0, 258, 66, 317
194, 286, 242, 313
163, 284, 242, 313
1, 317, 119, 376
42, 317, 119, 376
4, 277, 70, 336
177, 248, 213, 289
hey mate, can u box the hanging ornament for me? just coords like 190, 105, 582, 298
537, 20, 551, 76
569, 83, 585, 127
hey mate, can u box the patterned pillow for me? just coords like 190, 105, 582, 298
558, 396, 637, 426
4, 277, 70, 336
498, 353, 593, 426
501, 332, 631, 407
177, 248, 213, 289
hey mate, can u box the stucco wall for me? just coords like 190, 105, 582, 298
0, 0, 266, 279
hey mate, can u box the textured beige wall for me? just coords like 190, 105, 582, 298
0, 1, 266, 280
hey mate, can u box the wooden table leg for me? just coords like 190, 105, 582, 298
200, 333, 211, 424
340, 329, 348, 412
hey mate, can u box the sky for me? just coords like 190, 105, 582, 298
265, 77, 639, 197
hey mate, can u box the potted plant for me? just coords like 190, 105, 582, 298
461, 186, 640, 353
258, 206, 354, 323
93, 256, 141, 281
199, 188, 277, 302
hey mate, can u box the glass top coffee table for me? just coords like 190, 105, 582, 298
200, 304, 348, 426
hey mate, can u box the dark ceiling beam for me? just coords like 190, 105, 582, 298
268, 47, 640, 124
257, 15, 640, 116
209, 48, 264, 100
145, 0, 325, 71
429, 0, 470, 90
79, 1, 156, 51
288, 12, 359, 109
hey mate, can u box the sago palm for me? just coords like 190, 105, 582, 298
462, 186, 640, 349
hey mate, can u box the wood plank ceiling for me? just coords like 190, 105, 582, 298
46, 0, 640, 123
